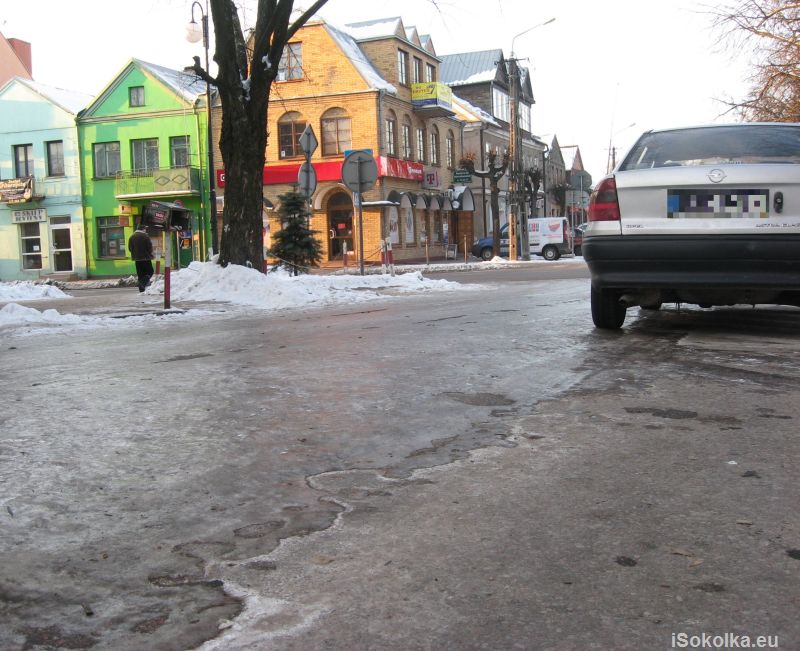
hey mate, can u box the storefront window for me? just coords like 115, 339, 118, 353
403, 207, 415, 245
20, 222, 42, 269
98, 217, 126, 258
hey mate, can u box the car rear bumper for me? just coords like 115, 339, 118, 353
583, 234, 800, 289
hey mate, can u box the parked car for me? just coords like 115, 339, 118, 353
573, 226, 585, 256
472, 217, 573, 261
583, 123, 800, 329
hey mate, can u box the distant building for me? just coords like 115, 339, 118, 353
0, 77, 92, 280
77, 59, 214, 277
0, 32, 33, 86
439, 49, 546, 237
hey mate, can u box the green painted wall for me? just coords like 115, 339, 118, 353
77, 62, 211, 277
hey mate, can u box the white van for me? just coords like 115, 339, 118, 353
472, 217, 573, 261
527, 217, 573, 260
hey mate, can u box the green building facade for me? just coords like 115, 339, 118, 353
77, 59, 213, 277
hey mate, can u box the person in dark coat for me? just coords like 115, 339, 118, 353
128, 225, 154, 292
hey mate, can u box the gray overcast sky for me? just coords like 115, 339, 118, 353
3, 0, 752, 182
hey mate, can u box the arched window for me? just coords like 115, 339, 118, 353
446, 130, 455, 169
278, 111, 307, 159
429, 124, 440, 166
385, 109, 398, 157
321, 107, 352, 156
402, 116, 413, 160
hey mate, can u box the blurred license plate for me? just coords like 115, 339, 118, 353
667, 189, 769, 218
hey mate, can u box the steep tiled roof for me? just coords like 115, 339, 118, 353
344, 17, 404, 41
439, 50, 504, 86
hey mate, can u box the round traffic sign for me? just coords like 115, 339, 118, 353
341, 150, 378, 193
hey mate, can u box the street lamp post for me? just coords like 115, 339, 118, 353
186, 0, 218, 257
508, 17, 555, 261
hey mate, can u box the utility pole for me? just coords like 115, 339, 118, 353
507, 56, 523, 261
508, 17, 554, 261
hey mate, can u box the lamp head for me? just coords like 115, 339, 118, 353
186, 20, 203, 44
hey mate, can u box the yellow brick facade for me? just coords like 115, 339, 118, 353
215, 19, 475, 267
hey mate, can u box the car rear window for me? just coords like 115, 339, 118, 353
619, 124, 800, 170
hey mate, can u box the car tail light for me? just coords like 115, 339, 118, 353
588, 176, 620, 222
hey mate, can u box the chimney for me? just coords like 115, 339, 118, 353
8, 38, 32, 77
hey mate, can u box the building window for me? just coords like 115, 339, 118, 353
20, 222, 42, 269
492, 87, 510, 122
93, 142, 121, 178
425, 63, 436, 82
132, 138, 159, 172
520, 104, 531, 133
278, 43, 303, 81
170, 136, 190, 167
278, 111, 307, 158
97, 217, 126, 258
14, 144, 33, 178
321, 107, 352, 156
397, 49, 408, 85
413, 57, 423, 84
429, 125, 440, 166
385, 110, 397, 157
446, 131, 455, 169
416, 128, 426, 163
46, 140, 65, 176
401, 119, 412, 160
129, 86, 145, 107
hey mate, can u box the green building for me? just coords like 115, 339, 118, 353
77, 59, 214, 276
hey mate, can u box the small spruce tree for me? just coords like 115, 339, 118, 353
269, 192, 322, 276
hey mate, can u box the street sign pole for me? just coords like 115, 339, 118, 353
340, 150, 378, 277
357, 160, 365, 276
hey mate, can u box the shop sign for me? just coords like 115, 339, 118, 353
377, 156, 423, 181
422, 168, 440, 189
11, 208, 47, 223
0, 177, 35, 204
453, 168, 472, 184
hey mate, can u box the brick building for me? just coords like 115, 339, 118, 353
216, 16, 475, 266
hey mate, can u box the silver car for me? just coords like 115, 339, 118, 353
583, 123, 800, 329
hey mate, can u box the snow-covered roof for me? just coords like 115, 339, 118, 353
324, 21, 397, 93
7, 77, 93, 115
451, 94, 499, 127
136, 59, 209, 104
439, 50, 503, 87
344, 16, 404, 41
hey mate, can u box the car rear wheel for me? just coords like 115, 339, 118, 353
542, 245, 559, 261
480, 247, 493, 261
591, 285, 627, 329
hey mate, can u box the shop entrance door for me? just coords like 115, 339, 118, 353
327, 192, 354, 261
49, 216, 73, 272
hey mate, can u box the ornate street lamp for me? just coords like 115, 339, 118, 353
186, 0, 218, 256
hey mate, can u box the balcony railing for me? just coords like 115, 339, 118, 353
115, 166, 201, 199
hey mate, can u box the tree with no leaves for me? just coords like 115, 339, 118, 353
189, 0, 329, 269
716, 0, 800, 121
460, 149, 509, 258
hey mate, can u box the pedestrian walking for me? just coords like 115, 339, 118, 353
128, 224, 154, 292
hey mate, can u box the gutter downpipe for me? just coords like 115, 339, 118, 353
193, 97, 207, 260
377, 88, 386, 239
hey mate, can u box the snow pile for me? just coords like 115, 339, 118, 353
0, 302, 82, 326
150, 261, 464, 309
0, 281, 70, 301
